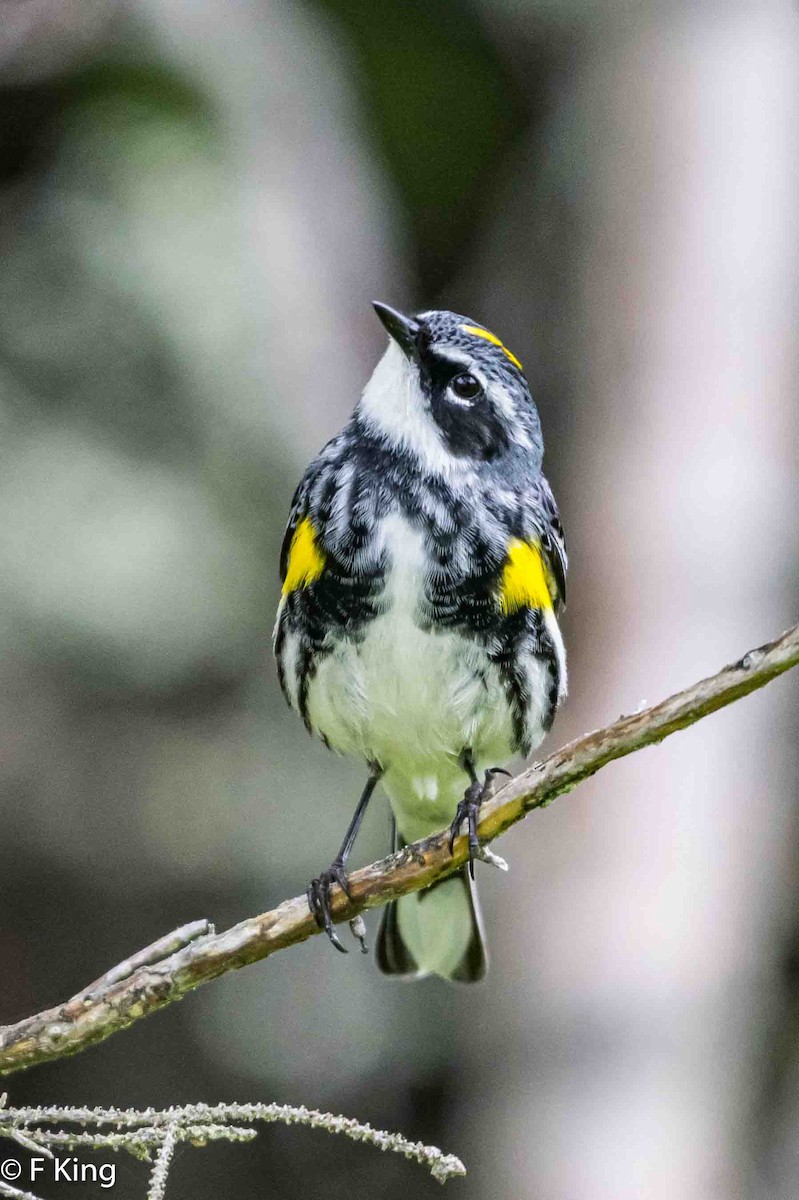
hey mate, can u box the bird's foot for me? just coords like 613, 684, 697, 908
448, 768, 511, 878
307, 860, 355, 954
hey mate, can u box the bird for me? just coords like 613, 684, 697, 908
273, 303, 567, 982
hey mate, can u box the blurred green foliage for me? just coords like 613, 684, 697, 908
309, 0, 528, 283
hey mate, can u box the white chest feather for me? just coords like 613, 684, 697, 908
304, 515, 515, 829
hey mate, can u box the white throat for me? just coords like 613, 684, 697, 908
357, 341, 464, 479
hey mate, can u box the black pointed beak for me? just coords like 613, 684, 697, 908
372, 301, 419, 358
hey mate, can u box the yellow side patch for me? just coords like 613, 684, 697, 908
499, 539, 553, 614
462, 324, 523, 371
282, 516, 326, 595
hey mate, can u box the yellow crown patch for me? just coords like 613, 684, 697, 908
462, 324, 523, 371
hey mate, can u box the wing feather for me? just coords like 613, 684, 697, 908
522, 478, 567, 609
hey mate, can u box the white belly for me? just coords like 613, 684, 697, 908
304, 514, 523, 839
308, 607, 513, 762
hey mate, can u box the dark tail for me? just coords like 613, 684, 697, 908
377, 857, 487, 984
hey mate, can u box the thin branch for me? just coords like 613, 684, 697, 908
146, 1122, 179, 1200
79, 921, 214, 998
0, 1101, 466, 1187
0, 622, 797, 1078
0, 1182, 43, 1200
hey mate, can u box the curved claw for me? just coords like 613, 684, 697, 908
466, 804, 481, 879
307, 870, 349, 953
448, 816, 460, 857
486, 767, 512, 783
333, 862, 355, 902
449, 768, 512, 877
448, 781, 483, 876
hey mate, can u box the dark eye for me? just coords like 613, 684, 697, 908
450, 372, 482, 401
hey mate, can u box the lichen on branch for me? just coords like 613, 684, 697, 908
0, 1096, 465, 1196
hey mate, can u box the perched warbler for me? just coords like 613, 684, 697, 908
274, 303, 567, 982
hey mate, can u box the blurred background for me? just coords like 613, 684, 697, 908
0, 0, 798, 1196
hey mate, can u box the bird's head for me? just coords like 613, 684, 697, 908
358, 303, 543, 476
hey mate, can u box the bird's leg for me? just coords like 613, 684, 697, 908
448, 749, 511, 879
307, 763, 382, 954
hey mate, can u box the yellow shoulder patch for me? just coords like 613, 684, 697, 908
462, 324, 523, 371
282, 516, 326, 595
498, 539, 553, 614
